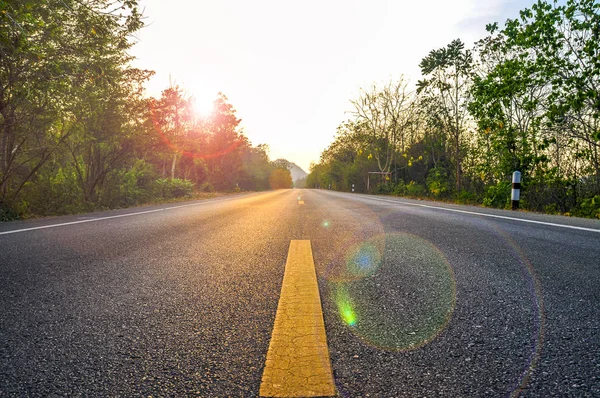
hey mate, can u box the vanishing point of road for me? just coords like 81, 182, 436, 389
1, 189, 599, 397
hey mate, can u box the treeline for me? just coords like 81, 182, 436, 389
308, 0, 600, 218
0, 1, 290, 220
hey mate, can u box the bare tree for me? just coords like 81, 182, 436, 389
351, 77, 415, 174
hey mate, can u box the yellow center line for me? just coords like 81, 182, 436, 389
260, 240, 336, 397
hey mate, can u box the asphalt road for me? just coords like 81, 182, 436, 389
0, 189, 598, 397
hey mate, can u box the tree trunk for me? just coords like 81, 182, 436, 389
0, 109, 14, 199
171, 153, 178, 180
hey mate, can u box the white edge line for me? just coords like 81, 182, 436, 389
343, 193, 600, 234
0, 208, 166, 235
0, 196, 243, 236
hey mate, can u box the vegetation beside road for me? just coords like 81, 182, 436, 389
0, 1, 292, 221
308, 0, 600, 219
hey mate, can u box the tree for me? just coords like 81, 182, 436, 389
150, 84, 196, 179
62, 67, 152, 203
417, 39, 474, 192
205, 93, 246, 190
0, 0, 143, 211
351, 78, 414, 174
500, 0, 600, 193
269, 168, 292, 189
469, 33, 548, 184
240, 144, 272, 190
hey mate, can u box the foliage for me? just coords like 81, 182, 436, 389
2, 0, 600, 219
0, 4, 283, 220
417, 39, 473, 192
20, 163, 87, 215
98, 159, 157, 208
405, 181, 426, 197
269, 168, 293, 189
199, 182, 215, 193
0, 202, 20, 221
307, 0, 600, 218
482, 181, 511, 208
571, 196, 600, 219
426, 167, 450, 197
455, 189, 479, 204
392, 181, 406, 196
351, 79, 414, 174
241, 144, 273, 191
374, 183, 393, 195
294, 177, 307, 188
0, 0, 144, 211
153, 178, 194, 199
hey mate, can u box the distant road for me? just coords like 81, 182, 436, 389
1, 190, 598, 397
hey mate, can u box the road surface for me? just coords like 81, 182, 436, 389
1, 189, 599, 397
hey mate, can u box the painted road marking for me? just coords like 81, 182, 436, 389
298, 200, 305, 205
0, 208, 166, 236
0, 195, 256, 236
350, 195, 600, 234
260, 240, 335, 397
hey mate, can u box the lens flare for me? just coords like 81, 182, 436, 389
334, 285, 357, 327
488, 225, 545, 398
321, 199, 546, 396
345, 241, 381, 278
148, 101, 242, 160
331, 233, 456, 351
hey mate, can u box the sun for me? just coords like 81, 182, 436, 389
192, 96, 214, 118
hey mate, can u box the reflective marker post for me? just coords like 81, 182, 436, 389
352, 184, 355, 193
512, 171, 521, 210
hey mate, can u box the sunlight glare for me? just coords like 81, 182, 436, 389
193, 96, 214, 118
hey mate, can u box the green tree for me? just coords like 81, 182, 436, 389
62, 67, 152, 204
240, 144, 273, 190
470, 34, 547, 184
0, 0, 143, 213
501, 0, 600, 193
417, 39, 474, 192
269, 168, 292, 189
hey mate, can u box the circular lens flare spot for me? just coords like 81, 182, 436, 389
332, 233, 456, 351
322, 220, 331, 228
345, 242, 381, 278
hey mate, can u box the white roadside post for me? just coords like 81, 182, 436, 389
352, 183, 355, 193
512, 171, 521, 210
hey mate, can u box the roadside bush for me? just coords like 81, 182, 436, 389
405, 181, 425, 197
199, 181, 215, 192
543, 203, 560, 214
482, 181, 511, 209
571, 195, 600, 219
0, 202, 20, 221
374, 183, 393, 195
154, 178, 194, 199
19, 164, 87, 216
426, 167, 450, 198
524, 178, 576, 213
99, 160, 157, 208
455, 190, 478, 204
393, 180, 406, 196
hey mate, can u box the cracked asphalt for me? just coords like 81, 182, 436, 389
0, 189, 598, 397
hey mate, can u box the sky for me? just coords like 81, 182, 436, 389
130, 0, 534, 172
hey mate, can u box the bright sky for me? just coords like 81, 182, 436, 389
130, 0, 533, 172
